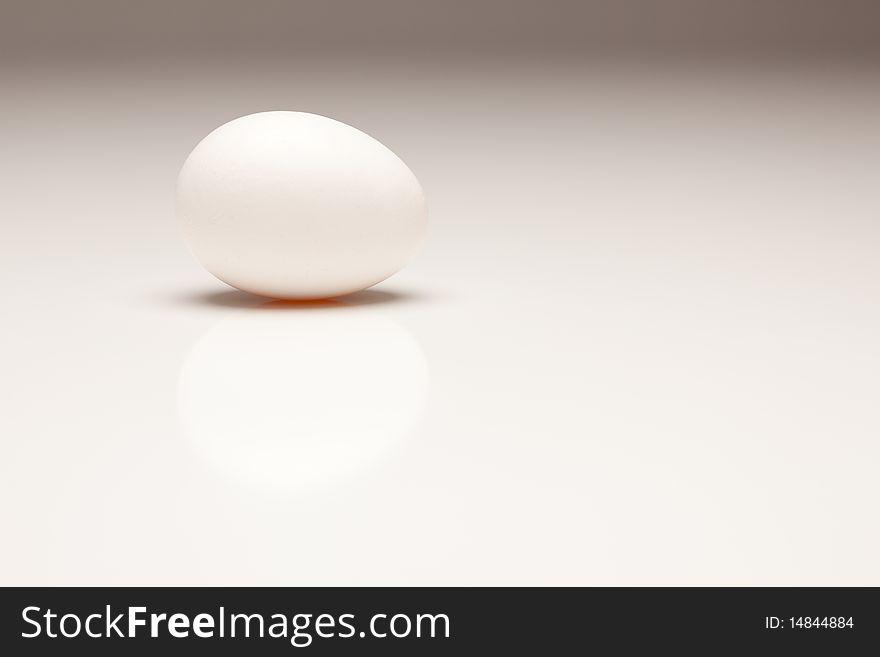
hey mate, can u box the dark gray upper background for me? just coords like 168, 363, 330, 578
2, 0, 879, 62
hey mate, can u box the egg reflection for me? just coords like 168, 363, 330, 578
178, 306, 428, 491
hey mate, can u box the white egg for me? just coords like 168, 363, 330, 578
176, 111, 427, 299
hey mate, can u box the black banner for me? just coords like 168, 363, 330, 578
1, 587, 877, 654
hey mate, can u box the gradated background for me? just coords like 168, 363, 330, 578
1, 1, 879, 584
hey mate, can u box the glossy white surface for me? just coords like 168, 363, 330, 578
1, 59, 879, 585
177, 111, 426, 299
179, 308, 428, 491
